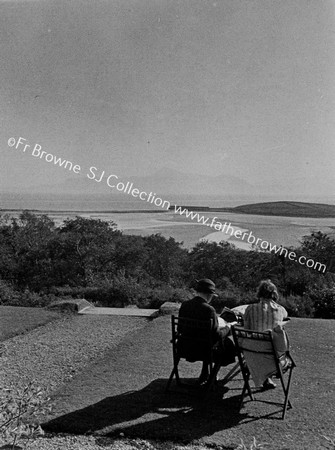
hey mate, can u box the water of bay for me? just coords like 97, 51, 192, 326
1, 192, 334, 249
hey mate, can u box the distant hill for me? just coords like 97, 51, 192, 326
17, 167, 255, 196
128, 168, 255, 196
232, 201, 335, 218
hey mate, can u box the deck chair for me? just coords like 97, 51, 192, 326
166, 315, 240, 392
231, 326, 296, 419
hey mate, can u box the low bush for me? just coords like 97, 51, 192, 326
279, 295, 315, 318
138, 287, 190, 309
307, 285, 335, 319
0, 280, 21, 305
210, 287, 255, 312
48, 280, 190, 309
0, 381, 50, 449
48, 284, 124, 306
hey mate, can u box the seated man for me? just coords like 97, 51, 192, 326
178, 278, 236, 384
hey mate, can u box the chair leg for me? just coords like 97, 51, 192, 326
239, 375, 254, 409
165, 368, 175, 392
282, 366, 294, 419
234, 351, 253, 409
275, 360, 294, 420
165, 356, 181, 392
241, 369, 254, 408
220, 362, 241, 386
204, 361, 221, 392
239, 382, 247, 409
246, 378, 253, 400
241, 362, 253, 398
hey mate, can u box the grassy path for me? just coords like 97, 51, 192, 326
43, 317, 335, 450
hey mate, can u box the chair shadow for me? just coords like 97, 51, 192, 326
43, 378, 252, 443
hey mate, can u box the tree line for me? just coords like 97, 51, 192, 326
0, 211, 334, 318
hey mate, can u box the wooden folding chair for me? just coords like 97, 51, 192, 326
165, 315, 214, 391
166, 315, 240, 393
231, 326, 296, 419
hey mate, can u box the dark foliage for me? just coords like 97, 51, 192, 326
0, 212, 334, 317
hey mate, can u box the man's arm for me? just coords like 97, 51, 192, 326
206, 304, 223, 342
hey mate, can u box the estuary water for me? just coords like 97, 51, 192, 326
1, 192, 334, 249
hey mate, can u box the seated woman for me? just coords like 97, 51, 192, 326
243, 279, 289, 389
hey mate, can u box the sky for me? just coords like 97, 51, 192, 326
0, 0, 334, 200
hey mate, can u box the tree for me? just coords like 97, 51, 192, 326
142, 234, 187, 284
54, 216, 121, 286
0, 212, 55, 289
300, 232, 335, 273
187, 241, 281, 291
112, 234, 148, 279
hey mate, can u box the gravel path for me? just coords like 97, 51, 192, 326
0, 314, 147, 395
0, 312, 209, 450
2, 435, 210, 450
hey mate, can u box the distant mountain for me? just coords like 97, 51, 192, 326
232, 201, 335, 218
20, 167, 256, 196
5, 168, 333, 206
128, 168, 254, 196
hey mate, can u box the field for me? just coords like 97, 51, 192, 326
1, 307, 335, 450
0, 306, 62, 342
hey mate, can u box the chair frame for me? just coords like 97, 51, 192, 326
166, 315, 214, 391
166, 315, 240, 393
231, 325, 296, 420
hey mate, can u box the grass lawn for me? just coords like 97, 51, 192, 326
0, 305, 63, 342
42, 316, 335, 450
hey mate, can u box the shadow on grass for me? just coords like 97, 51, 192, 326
43, 378, 256, 442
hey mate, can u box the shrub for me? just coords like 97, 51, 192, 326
138, 287, 190, 309
17, 290, 48, 308
279, 295, 315, 318
0, 280, 21, 305
236, 436, 268, 449
210, 287, 255, 312
0, 281, 60, 308
48, 284, 120, 306
0, 382, 50, 449
307, 285, 335, 319
49, 278, 151, 307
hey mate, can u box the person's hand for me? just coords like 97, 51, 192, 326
218, 324, 230, 338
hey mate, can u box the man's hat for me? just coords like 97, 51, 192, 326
195, 278, 217, 296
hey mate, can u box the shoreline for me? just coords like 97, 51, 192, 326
0, 208, 169, 214
1, 207, 334, 251
2, 207, 335, 219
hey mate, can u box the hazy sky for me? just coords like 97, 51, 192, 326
1, 0, 334, 196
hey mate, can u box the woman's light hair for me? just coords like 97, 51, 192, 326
257, 279, 279, 301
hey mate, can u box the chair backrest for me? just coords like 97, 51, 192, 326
231, 326, 279, 386
232, 327, 275, 353
171, 315, 214, 363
